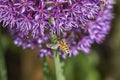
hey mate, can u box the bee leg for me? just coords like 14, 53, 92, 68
68, 52, 72, 57
64, 53, 71, 57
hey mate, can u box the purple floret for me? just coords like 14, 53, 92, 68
0, 0, 115, 58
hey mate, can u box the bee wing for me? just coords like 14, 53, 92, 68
46, 44, 59, 49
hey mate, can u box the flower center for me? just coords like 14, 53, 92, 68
101, 0, 106, 7
23, 1, 27, 6
55, 2, 58, 6
39, 9, 43, 14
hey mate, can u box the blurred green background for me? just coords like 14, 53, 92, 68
0, 0, 120, 80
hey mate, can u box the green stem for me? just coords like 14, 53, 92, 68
53, 50, 65, 80
41, 58, 51, 80
51, 31, 65, 80
0, 50, 7, 80
0, 29, 7, 80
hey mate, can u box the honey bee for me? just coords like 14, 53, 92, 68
57, 39, 71, 56
46, 38, 71, 56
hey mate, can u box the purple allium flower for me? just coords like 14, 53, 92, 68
0, 0, 115, 58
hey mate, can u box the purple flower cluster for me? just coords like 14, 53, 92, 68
0, 0, 115, 58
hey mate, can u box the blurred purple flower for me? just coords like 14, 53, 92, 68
0, 0, 115, 58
